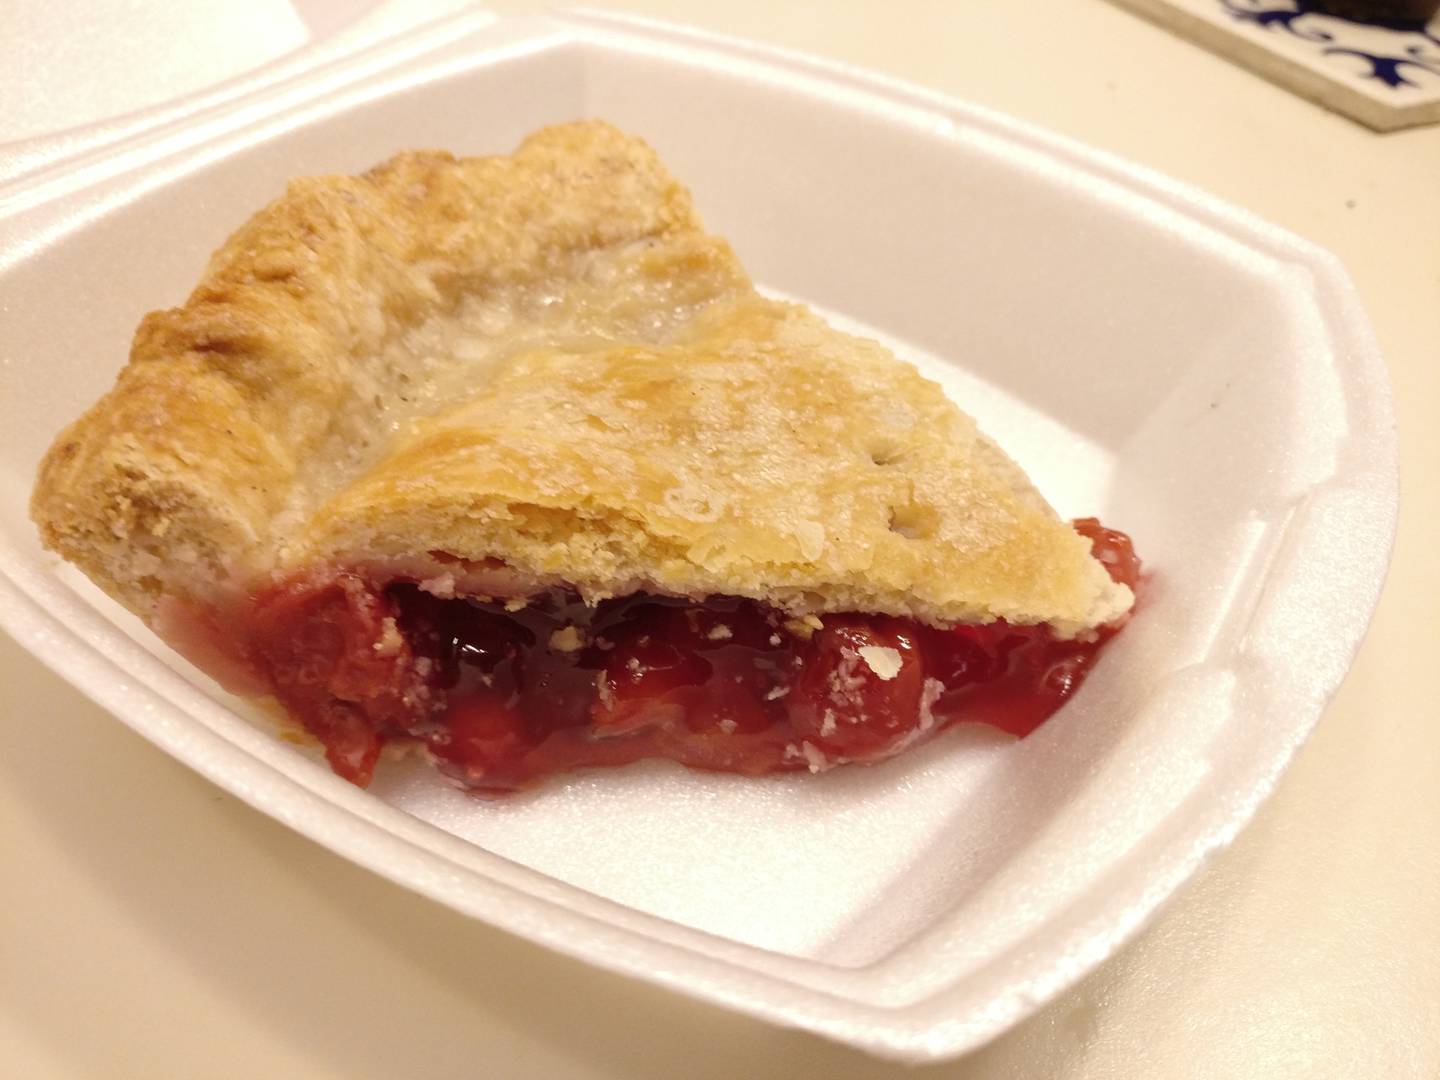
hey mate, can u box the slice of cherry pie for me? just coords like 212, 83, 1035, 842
31, 121, 1138, 792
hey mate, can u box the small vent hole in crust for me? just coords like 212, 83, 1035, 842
888, 502, 938, 540
869, 439, 904, 466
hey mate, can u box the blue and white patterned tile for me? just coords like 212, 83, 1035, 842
1111, 0, 1440, 130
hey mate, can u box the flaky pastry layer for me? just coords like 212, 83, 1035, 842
31, 121, 1130, 632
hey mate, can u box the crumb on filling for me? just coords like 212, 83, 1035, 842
206, 519, 1139, 792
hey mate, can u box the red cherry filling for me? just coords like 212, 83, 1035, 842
597, 634, 712, 735
229, 520, 1138, 791
789, 618, 926, 758
245, 571, 434, 783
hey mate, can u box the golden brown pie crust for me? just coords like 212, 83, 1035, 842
31, 121, 1130, 633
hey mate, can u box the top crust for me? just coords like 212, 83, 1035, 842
30, 121, 1131, 631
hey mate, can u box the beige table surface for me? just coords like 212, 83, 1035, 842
3, 2, 1438, 1076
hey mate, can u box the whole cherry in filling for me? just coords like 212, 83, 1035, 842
239, 518, 1140, 792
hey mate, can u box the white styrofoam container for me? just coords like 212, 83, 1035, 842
0, 7, 1398, 1063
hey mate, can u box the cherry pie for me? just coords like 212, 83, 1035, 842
31, 121, 1138, 792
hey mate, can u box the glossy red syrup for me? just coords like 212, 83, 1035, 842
238, 519, 1139, 792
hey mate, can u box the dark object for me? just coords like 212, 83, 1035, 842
1306, 1, 1440, 24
